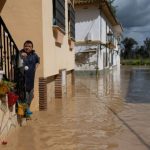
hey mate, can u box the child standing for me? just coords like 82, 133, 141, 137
20, 40, 40, 115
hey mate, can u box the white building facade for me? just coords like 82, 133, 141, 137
75, 0, 123, 74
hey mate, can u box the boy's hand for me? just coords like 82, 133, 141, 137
21, 52, 27, 58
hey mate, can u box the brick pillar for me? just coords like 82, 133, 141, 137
55, 73, 62, 98
39, 77, 47, 111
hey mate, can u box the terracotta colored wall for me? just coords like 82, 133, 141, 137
1, 0, 43, 111
0, 0, 75, 111
42, 0, 75, 77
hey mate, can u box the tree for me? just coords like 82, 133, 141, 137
137, 45, 149, 58
144, 38, 150, 57
121, 37, 138, 59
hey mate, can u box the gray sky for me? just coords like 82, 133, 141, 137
114, 0, 150, 45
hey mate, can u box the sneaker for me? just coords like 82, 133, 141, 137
26, 108, 33, 115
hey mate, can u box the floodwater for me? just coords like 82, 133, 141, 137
1, 66, 150, 150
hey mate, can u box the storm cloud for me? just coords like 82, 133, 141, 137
114, 0, 150, 45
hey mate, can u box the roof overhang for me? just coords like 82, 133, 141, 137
75, 0, 98, 5
75, 0, 119, 26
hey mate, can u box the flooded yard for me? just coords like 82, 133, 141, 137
1, 66, 150, 150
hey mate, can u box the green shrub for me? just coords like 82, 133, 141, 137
121, 59, 150, 65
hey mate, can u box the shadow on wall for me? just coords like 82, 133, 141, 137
75, 6, 99, 23
0, 0, 6, 13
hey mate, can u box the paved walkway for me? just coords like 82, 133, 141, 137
0, 73, 150, 150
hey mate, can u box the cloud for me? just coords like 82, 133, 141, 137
114, 0, 150, 45
115, 0, 150, 27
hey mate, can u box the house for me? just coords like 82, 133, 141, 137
0, 0, 75, 139
74, 0, 123, 74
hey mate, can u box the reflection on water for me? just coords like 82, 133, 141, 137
91, 66, 150, 103
76, 67, 123, 114
77, 69, 120, 94
125, 68, 150, 103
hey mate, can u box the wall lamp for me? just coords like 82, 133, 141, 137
107, 30, 113, 44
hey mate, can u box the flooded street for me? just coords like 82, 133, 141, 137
1, 66, 150, 150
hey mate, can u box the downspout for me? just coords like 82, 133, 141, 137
106, 22, 108, 67
96, 0, 103, 77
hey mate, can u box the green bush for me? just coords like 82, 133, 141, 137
121, 59, 150, 65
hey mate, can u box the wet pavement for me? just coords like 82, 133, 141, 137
1, 66, 150, 150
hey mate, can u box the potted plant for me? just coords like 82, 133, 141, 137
0, 80, 17, 107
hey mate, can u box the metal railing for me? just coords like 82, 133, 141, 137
0, 16, 25, 101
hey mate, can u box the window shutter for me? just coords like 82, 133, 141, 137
53, 0, 65, 32
69, 4, 75, 39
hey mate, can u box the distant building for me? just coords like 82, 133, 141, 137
75, 0, 123, 74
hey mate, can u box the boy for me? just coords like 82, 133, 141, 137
20, 40, 40, 115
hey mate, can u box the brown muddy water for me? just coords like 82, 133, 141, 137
1, 66, 150, 150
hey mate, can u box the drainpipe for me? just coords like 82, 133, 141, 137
106, 23, 108, 68
96, 0, 103, 77
96, 46, 99, 77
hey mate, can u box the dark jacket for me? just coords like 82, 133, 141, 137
20, 49, 40, 91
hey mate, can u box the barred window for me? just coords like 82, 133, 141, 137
53, 0, 65, 32
68, 3, 75, 40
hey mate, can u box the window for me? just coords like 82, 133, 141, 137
68, 3, 75, 40
53, 0, 65, 32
